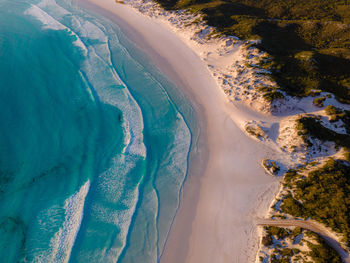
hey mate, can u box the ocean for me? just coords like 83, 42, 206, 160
0, 0, 195, 262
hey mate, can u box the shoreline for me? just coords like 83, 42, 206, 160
78, 0, 280, 262
77, 1, 209, 261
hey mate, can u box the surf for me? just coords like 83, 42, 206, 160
0, 0, 194, 262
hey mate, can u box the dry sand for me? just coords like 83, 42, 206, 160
78, 0, 281, 262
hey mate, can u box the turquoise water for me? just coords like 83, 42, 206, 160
0, 0, 194, 262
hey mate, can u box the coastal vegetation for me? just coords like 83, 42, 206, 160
325, 105, 350, 132
261, 226, 342, 262
147, 0, 350, 260
262, 159, 280, 176
313, 97, 326, 107
256, 85, 285, 102
296, 115, 350, 148
281, 159, 350, 244
245, 122, 265, 139
153, 0, 350, 103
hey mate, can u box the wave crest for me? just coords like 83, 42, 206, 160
34, 180, 90, 263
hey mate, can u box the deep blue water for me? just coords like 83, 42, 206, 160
0, 0, 194, 262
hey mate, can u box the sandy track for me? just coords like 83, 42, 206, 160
257, 218, 350, 263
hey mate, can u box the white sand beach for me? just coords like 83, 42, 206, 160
78, 0, 281, 262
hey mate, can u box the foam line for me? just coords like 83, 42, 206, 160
24, 4, 88, 54
48, 180, 90, 263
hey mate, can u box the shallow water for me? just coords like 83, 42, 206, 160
0, 0, 194, 262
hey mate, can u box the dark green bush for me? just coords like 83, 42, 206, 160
297, 116, 350, 148
262, 234, 273, 246
154, 0, 350, 103
313, 96, 326, 107
307, 235, 343, 263
325, 105, 341, 115
282, 159, 350, 244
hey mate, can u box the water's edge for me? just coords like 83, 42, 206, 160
0, 0, 199, 261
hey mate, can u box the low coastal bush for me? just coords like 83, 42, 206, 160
262, 226, 341, 262
324, 106, 350, 131
313, 96, 326, 107
262, 159, 280, 175
291, 227, 303, 239
262, 234, 273, 246
266, 226, 289, 240
325, 105, 341, 116
307, 234, 343, 263
245, 123, 265, 139
281, 159, 350, 244
344, 152, 350, 162
296, 116, 350, 148
154, 0, 350, 103
263, 91, 285, 102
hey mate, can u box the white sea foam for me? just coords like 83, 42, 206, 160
38, 0, 71, 17
68, 21, 143, 158
24, 3, 189, 262
24, 4, 66, 31
70, 17, 114, 61
129, 68, 191, 258
79, 26, 191, 258
71, 18, 107, 42
171, 112, 191, 179
24, 5, 88, 54
79, 42, 146, 158
37, 180, 90, 263
78, 70, 95, 102
26, 0, 147, 159
147, 189, 159, 262
84, 154, 144, 262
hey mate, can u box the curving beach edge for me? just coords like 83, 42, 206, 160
77, 0, 281, 262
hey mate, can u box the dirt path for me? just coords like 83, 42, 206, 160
257, 218, 350, 263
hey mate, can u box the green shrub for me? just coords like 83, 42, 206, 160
154, 0, 350, 103
325, 105, 341, 115
344, 152, 350, 162
297, 116, 350, 148
313, 96, 326, 107
245, 124, 265, 138
263, 91, 285, 101
307, 235, 343, 263
266, 226, 290, 240
282, 159, 350, 243
280, 248, 293, 257
262, 234, 273, 246
281, 194, 304, 217
262, 159, 280, 174
283, 170, 298, 185
291, 227, 303, 239
292, 248, 300, 254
